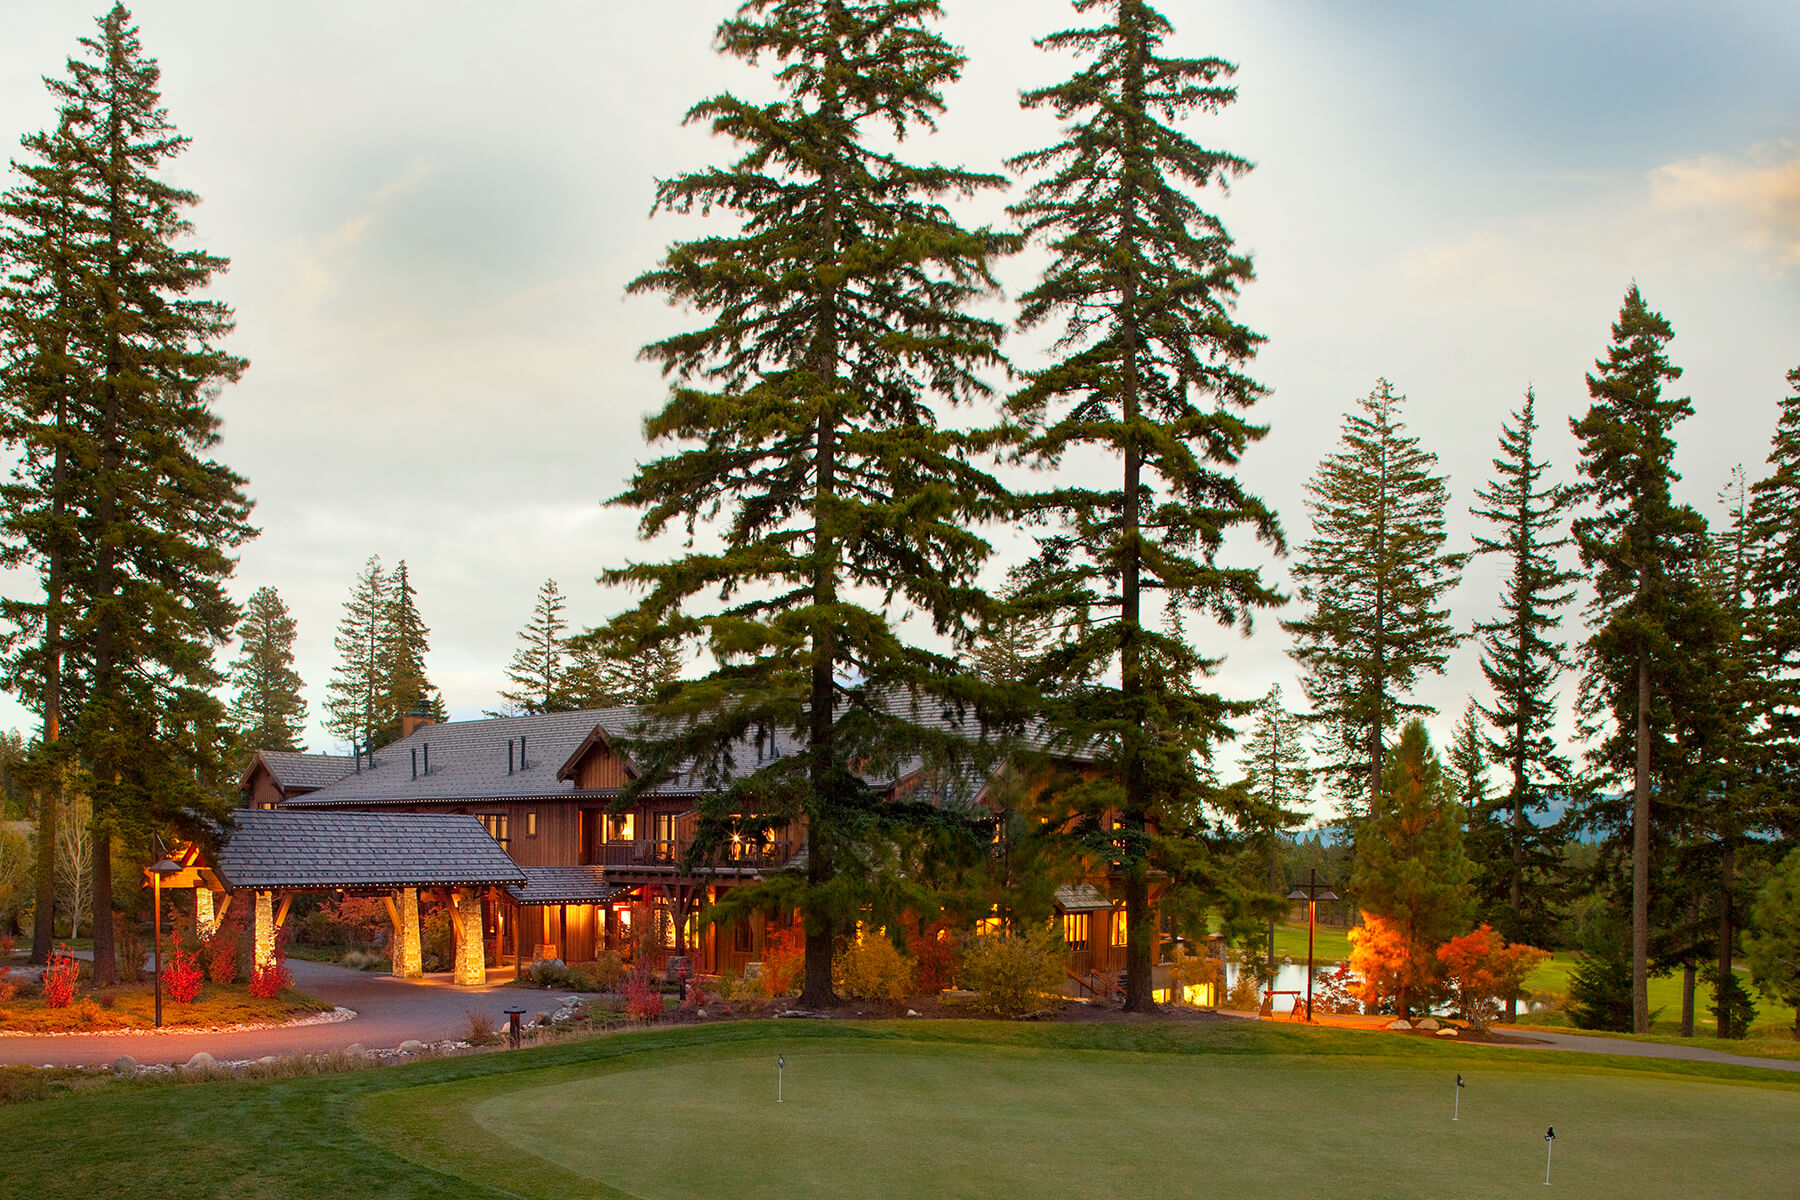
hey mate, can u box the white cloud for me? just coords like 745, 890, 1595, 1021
1647, 143, 1800, 271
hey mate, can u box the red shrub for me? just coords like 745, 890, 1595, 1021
42, 946, 79, 1008
622, 968, 663, 1020
0, 965, 16, 1003
164, 946, 203, 1004
905, 918, 963, 995
249, 954, 293, 1000
759, 925, 804, 997
204, 924, 242, 984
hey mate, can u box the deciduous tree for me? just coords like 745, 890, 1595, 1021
1004, 0, 1283, 1011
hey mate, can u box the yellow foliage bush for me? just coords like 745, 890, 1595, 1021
833, 935, 915, 1001
958, 927, 1066, 1018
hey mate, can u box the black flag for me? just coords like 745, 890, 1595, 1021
1545, 1127, 1555, 1141
1456, 1074, 1464, 1088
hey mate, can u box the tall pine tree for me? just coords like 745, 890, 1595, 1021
374, 560, 443, 743
2, 6, 254, 984
1570, 283, 1712, 1033
324, 556, 386, 752
0, 104, 90, 962
610, 0, 1012, 1006
1285, 380, 1467, 818
1004, 0, 1283, 1011
1749, 366, 1800, 845
226, 586, 307, 753
494, 578, 570, 716
1468, 389, 1579, 959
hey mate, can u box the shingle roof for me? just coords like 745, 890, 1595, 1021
1055, 883, 1116, 912
248, 751, 354, 793
213, 808, 526, 890
504, 866, 629, 907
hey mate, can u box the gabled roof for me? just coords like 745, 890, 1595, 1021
213, 808, 525, 891
556, 723, 639, 783
241, 750, 354, 794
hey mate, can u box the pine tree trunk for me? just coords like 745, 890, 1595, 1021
1681, 890, 1698, 1038
29, 354, 71, 965
1632, 649, 1651, 1034
1716, 839, 1734, 1038
90, 821, 116, 986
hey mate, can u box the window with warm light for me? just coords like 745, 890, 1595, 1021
1110, 908, 1128, 948
479, 813, 509, 848
526, 811, 538, 837
1062, 912, 1090, 952
604, 812, 634, 842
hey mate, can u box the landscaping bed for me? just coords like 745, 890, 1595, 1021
0, 981, 330, 1035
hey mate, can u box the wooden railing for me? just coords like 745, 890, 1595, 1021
593, 836, 792, 870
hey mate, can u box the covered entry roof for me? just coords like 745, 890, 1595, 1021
213, 808, 526, 891
503, 865, 630, 907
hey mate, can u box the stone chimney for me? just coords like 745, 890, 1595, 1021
401, 702, 436, 740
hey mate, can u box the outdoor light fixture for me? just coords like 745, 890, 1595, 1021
148, 850, 183, 1029
1286, 868, 1339, 1024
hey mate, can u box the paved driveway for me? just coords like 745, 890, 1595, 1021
0, 959, 578, 1067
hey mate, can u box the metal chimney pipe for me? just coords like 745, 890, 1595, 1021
423, 743, 430, 776
507, 739, 514, 776
519, 735, 527, 770
411, 748, 417, 781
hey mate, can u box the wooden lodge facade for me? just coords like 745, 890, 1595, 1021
240, 705, 1172, 996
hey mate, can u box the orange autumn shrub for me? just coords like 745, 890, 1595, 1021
1436, 924, 1548, 1032
1346, 913, 1443, 1019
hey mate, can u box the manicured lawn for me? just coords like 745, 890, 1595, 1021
1, 1019, 1794, 1199
0, 981, 326, 1032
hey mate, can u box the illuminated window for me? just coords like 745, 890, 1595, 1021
1110, 908, 1128, 948
604, 813, 635, 842
1062, 912, 1090, 952
479, 813, 509, 848
526, 811, 538, 837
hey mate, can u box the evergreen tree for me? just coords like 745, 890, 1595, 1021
4, 6, 253, 985
1004, 0, 1283, 1011
1749, 366, 1800, 843
1570, 283, 1713, 1033
1348, 719, 1475, 1019
1285, 380, 1467, 817
226, 586, 306, 753
610, 0, 1012, 1007
375, 560, 443, 742
495, 578, 570, 716
1237, 685, 1310, 980
324, 556, 385, 751
0, 102, 89, 962
1467, 389, 1579, 958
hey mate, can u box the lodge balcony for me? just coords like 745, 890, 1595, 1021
592, 838, 793, 870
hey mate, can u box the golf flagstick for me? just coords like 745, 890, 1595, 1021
777, 1054, 785, 1103
1454, 1073, 1463, 1121
1544, 1126, 1555, 1185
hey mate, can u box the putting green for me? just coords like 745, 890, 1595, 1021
361, 1035, 1800, 1199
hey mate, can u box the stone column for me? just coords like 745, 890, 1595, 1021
390, 887, 422, 979
194, 888, 217, 941
450, 890, 486, 987
253, 890, 276, 970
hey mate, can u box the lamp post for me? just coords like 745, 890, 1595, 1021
148, 852, 182, 1029
1286, 868, 1339, 1023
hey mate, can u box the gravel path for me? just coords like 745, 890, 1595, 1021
0, 959, 578, 1067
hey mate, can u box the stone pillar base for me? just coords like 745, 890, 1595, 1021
451, 891, 486, 986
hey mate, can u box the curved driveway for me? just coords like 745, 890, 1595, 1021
0, 959, 581, 1068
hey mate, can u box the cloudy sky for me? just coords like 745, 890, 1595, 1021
3, 1, 1797, 800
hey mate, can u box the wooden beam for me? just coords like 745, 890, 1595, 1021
382, 895, 399, 926
273, 893, 294, 928
214, 893, 232, 925
512, 902, 521, 982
